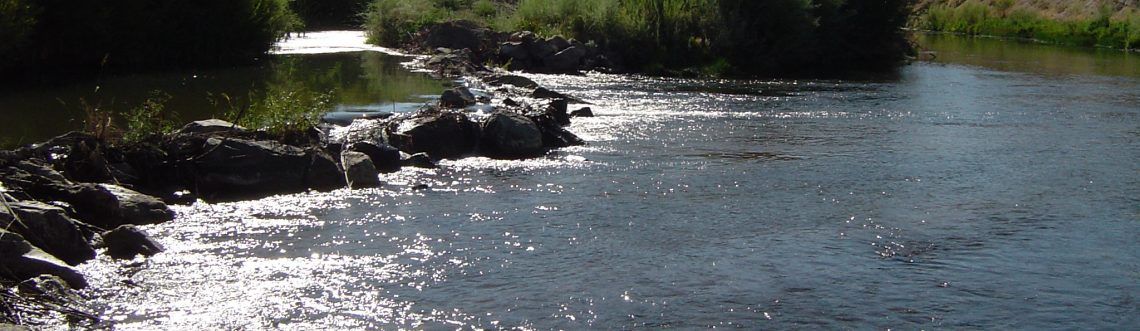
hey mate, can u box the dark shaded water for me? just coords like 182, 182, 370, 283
0, 38, 441, 147
58, 35, 1140, 329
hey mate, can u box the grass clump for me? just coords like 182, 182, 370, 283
223, 85, 336, 138
917, 0, 1140, 50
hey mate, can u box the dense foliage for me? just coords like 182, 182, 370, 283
0, 0, 301, 84
289, 0, 370, 29
364, 0, 914, 76
916, 0, 1140, 50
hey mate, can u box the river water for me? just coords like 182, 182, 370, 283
64, 33, 1140, 329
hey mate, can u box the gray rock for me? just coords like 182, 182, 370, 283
484, 75, 539, 89
531, 114, 586, 149
193, 138, 346, 200
545, 46, 587, 72
546, 99, 571, 127
176, 119, 246, 135
348, 141, 402, 173
98, 184, 175, 226
571, 107, 594, 117
388, 111, 480, 160
340, 151, 381, 188
525, 38, 556, 60
499, 42, 530, 61
480, 112, 545, 159
102, 225, 164, 259
440, 87, 476, 108
547, 36, 571, 52
0, 230, 32, 258
0, 240, 88, 289
1, 202, 96, 266
401, 152, 437, 169
0, 160, 172, 228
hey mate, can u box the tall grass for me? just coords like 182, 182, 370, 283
363, 0, 912, 76
918, 0, 1140, 50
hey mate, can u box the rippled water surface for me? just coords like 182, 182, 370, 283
76, 35, 1140, 329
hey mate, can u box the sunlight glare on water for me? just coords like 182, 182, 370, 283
76, 33, 1140, 330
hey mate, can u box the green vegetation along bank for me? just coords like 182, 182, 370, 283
0, 0, 301, 85
913, 0, 1140, 50
364, 0, 914, 76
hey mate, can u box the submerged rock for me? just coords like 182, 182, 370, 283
571, 107, 594, 118
102, 225, 165, 259
480, 112, 545, 159
484, 75, 539, 89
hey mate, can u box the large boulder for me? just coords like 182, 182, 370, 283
525, 37, 557, 61
499, 42, 530, 63
545, 46, 587, 73
0, 230, 88, 289
401, 152, 437, 169
340, 151, 381, 188
480, 112, 545, 159
102, 225, 165, 259
97, 184, 175, 226
192, 138, 345, 200
347, 141, 402, 173
1, 201, 96, 266
387, 111, 481, 160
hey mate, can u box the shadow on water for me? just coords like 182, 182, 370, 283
0, 51, 442, 148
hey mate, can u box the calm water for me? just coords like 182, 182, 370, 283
0, 31, 441, 148
67, 35, 1140, 329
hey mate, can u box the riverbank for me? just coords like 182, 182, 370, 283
912, 0, 1140, 50
365, 0, 913, 77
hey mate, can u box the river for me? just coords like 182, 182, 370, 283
34, 32, 1140, 329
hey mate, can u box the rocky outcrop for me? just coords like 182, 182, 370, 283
386, 111, 481, 160
480, 112, 546, 159
0, 201, 95, 266
494, 32, 609, 74
192, 137, 345, 200
102, 225, 165, 260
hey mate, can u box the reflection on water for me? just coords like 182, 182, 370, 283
917, 33, 1140, 78
64, 34, 1140, 329
0, 43, 440, 147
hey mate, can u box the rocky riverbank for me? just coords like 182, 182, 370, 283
1, 22, 598, 328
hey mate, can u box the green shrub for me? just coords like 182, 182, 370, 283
123, 91, 177, 143
916, 1, 1140, 51
227, 84, 336, 137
